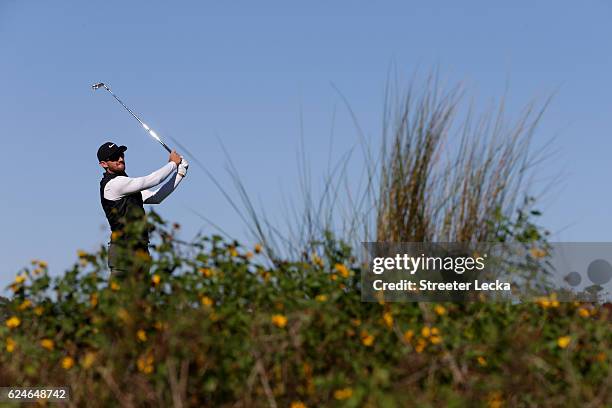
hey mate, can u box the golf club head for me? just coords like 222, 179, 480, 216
91, 82, 106, 91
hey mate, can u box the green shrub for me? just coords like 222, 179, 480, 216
1, 213, 610, 407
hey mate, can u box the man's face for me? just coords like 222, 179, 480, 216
100, 152, 125, 174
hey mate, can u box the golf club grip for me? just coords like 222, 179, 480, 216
160, 141, 172, 153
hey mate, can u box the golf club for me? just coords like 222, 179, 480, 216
92, 82, 172, 153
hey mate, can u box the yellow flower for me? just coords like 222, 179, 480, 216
549, 293, 559, 305
245, 251, 253, 260
229, 247, 238, 257
18, 299, 32, 311
137, 329, 147, 342
350, 318, 361, 327
290, 402, 306, 408
431, 327, 440, 335
333, 387, 353, 400
272, 314, 288, 328
254, 243, 263, 254
329, 274, 338, 281
430, 335, 442, 345
154, 321, 168, 331
421, 326, 431, 338
61, 356, 74, 370
111, 231, 122, 240
334, 263, 350, 278
81, 352, 96, 369
557, 336, 571, 349
37, 260, 48, 268
110, 281, 120, 291
200, 296, 214, 307
315, 294, 328, 302
382, 312, 393, 328
578, 307, 590, 318
360, 330, 375, 347
403, 329, 414, 342
415, 338, 427, 353
311, 253, 324, 268
135, 249, 151, 262
199, 268, 213, 278
14, 274, 26, 284
530, 247, 547, 259
434, 305, 447, 316
6, 316, 21, 329
488, 391, 503, 408
536, 297, 551, 308
536, 293, 558, 308
477, 356, 487, 367
117, 308, 131, 323
77, 250, 88, 258
90, 293, 98, 307
34, 306, 44, 316
32, 267, 43, 276
40, 339, 54, 351
6, 338, 16, 353
151, 274, 161, 286
137, 354, 154, 374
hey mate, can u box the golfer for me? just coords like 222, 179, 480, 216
97, 141, 189, 278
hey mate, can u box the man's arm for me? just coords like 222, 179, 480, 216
104, 162, 177, 201
142, 159, 188, 204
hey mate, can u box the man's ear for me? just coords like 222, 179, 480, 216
99, 161, 108, 170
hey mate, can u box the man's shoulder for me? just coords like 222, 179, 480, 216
103, 174, 132, 192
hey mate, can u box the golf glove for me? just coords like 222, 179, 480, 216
178, 157, 189, 177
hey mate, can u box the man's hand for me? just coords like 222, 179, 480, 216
178, 157, 189, 177
168, 150, 181, 166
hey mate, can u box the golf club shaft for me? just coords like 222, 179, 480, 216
93, 83, 172, 153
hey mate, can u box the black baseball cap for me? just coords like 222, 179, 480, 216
97, 142, 127, 162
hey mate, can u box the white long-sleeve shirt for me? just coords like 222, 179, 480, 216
103, 162, 184, 204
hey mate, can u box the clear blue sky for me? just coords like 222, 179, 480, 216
1, 1, 611, 289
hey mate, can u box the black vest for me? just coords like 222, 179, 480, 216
100, 172, 149, 248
